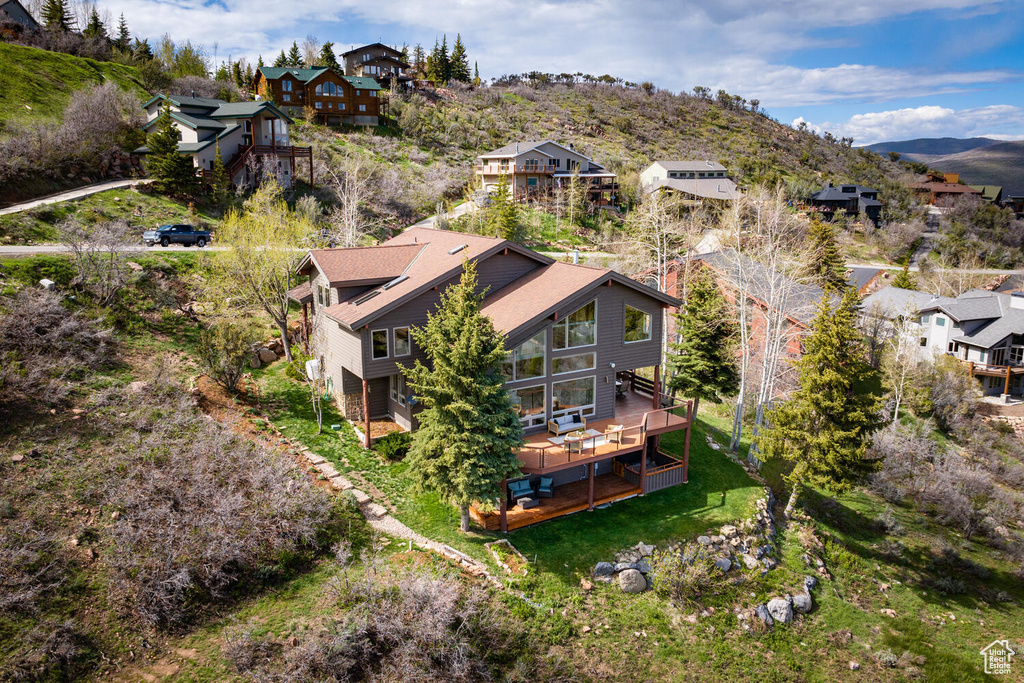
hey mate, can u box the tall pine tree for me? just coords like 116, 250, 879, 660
426, 36, 450, 83
412, 43, 426, 75
666, 268, 740, 419
488, 174, 522, 242
83, 7, 105, 39
755, 286, 881, 512
40, 0, 74, 31
318, 42, 340, 70
209, 144, 232, 208
892, 262, 916, 290
286, 42, 302, 67
402, 259, 524, 532
115, 13, 130, 50
449, 34, 470, 82
146, 103, 198, 197
273, 50, 287, 68
805, 218, 846, 292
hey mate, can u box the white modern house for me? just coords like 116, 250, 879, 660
640, 160, 741, 202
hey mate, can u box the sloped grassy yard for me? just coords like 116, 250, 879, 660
254, 362, 763, 572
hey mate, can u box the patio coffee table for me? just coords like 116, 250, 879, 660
518, 497, 539, 510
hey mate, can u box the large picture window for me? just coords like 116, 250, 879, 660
624, 305, 652, 343
552, 376, 596, 419
509, 384, 545, 427
371, 329, 388, 359
552, 352, 596, 375
553, 300, 596, 349
502, 331, 546, 382
393, 327, 410, 356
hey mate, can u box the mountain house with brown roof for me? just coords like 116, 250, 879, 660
290, 227, 692, 531
341, 43, 412, 88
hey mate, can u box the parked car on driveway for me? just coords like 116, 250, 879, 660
142, 224, 212, 247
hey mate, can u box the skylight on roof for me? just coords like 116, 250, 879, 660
448, 244, 468, 255
354, 290, 380, 305
381, 275, 408, 290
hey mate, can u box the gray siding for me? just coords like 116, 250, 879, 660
368, 376, 389, 418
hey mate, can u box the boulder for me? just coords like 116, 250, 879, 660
250, 354, 262, 369
767, 597, 793, 624
615, 562, 633, 572
714, 557, 732, 572
618, 568, 647, 593
697, 535, 712, 546
258, 348, 277, 364
633, 559, 651, 574
741, 554, 759, 570
593, 562, 615, 578
720, 525, 738, 538
636, 542, 654, 557
804, 575, 818, 592
792, 592, 813, 614
754, 604, 774, 626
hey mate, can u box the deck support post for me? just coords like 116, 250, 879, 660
587, 463, 595, 511
499, 479, 508, 533
968, 361, 975, 378
640, 442, 648, 494
652, 364, 660, 409
1005, 366, 1012, 396
362, 378, 370, 448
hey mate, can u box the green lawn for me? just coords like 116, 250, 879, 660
0, 188, 224, 243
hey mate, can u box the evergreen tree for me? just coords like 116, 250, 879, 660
40, 0, 74, 31
892, 263, 916, 290
132, 37, 153, 60
115, 13, 130, 50
805, 218, 846, 292
214, 61, 230, 82
231, 61, 244, 89
209, 145, 231, 208
244, 63, 254, 86
399, 44, 409, 64
449, 33, 470, 82
257, 55, 264, 68
83, 7, 105, 39
412, 43, 426, 75
473, 61, 480, 85
755, 286, 882, 510
403, 259, 524, 531
666, 268, 740, 419
318, 41, 340, 70
147, 103, 198, 197
273, 50, 287, 68
426, 36, 450, 83
488, 174, 522, 242
287, 42, 302, 67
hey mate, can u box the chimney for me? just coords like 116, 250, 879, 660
191, 90, 196, 98
569, 142, 575, 150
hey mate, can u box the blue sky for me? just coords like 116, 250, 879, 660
106, 0, 1024, 145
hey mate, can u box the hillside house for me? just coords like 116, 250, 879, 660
252, 66, 382, 126
639, 160, 741, 204
910, 176, 982, 205
0, 0, 37, 30
341, 43, 411, 87
134, 94, 312, 189
864, 286, 1024, 397
807, 182, 882, 225
289, 227, 691, 531
476, 140, 618, 206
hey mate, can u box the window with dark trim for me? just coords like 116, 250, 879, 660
553, 300, 596, 350
393, 327, 411, 356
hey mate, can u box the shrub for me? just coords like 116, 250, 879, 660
196, 321, 260, 392
647, 543, 725, 603
0, 520, 63, 615
103, 381, 335, 628
932, 576, 967, 595
5, 619, 93, 682
375, 431, 412, 462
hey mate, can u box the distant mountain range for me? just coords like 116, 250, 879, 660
864, 137, 1024, 196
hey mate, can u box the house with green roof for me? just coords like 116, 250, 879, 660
253, 66, 382, 126
135, 94, 313, 189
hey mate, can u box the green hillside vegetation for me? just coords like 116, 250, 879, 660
0, 43, 147, 131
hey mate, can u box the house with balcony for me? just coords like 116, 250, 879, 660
341, 43, 412, 87
134, 93, 312, 189
807, 182, 882, 225
640, 160, 741, 204
476, 140, 618, 206
289, 227, 690, 531
253, 66, 382, 126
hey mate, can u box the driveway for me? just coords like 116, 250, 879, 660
0, 179, 152, 216
409, 201, 477, 228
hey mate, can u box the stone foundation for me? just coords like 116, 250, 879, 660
339, 392, 364, 420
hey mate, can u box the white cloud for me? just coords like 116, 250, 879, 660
796, 104, 1024, 145
104, 0, 1016, 111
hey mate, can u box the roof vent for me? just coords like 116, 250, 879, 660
382, 275, 408, 290
447, 244, 467, 255
354, 290, 380, 305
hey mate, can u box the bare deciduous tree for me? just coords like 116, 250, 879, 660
59, 219, 140, 306
325, 155, 379, 248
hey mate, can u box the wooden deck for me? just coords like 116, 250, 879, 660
517, 389, 690, 473
470, 473, 641, 532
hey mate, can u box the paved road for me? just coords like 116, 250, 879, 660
0, 243, 225, 256
908, 207, 941, 268
409, 200, 477, 228
0, 179, 152, 216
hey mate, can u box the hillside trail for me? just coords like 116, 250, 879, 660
0, 179, 152, 216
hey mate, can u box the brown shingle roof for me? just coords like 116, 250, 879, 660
481, 261, 608, 335
307, 244, 424, 285
322, 227, 548, 329
287, 281, 312, 304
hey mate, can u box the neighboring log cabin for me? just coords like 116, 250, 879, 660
252, 66, 382, 126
